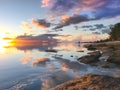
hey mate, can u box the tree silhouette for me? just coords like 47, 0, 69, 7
109, 23, 120, 41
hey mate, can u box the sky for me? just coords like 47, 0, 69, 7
0, 0, 120, 42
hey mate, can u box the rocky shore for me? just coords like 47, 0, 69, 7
51, 74, 120, 90
78, 41, 120, 68
50, 41, 120, 90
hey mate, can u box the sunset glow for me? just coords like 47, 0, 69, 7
0, 0, 120, 90
0, 34, 7, 53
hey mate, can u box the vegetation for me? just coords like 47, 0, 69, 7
109, 23, 120, 41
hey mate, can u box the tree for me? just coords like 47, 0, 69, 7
109, 23, 120, 41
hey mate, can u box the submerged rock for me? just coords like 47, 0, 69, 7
51, 74, 120, 90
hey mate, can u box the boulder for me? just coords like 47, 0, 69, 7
87, 45, 97, 51
51, 74, 120, 90
77, 51, 101, 64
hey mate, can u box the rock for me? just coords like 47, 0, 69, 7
93, 61, 116, 68
107, 50, 120, 65
83, 42, 120, 67
50, 74, 120, 90
108, 56, 120, 65
77, 50, 84, 52
77, 51, 101, 64
87, 45, 97, 51
45, 49, 57, 53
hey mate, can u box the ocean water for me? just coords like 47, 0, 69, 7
0, 43, 120, 90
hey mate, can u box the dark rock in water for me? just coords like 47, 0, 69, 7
50, 74, 120, 90
70, 55, 73, 57
45, 49, 57, 53
77, 50, 84, 52
77, 51, 101, 64
87, 45, 97, 51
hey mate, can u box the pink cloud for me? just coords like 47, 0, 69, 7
60, 33, 109, 42
32, 57, 50, 66
31, 18, 51, 29
21, 22, 33, 31
22, 56, 33, 64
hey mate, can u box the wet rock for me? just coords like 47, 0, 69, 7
45, 49, 57, 53
77, 51, 101, 64
51, 74, 120, 90
77, 50, 84, 52
87, 45, 97, 51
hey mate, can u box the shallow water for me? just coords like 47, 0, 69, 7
0, 43, 120, 90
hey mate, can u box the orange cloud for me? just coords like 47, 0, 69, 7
32, 57, 50, 66
21, 22, 33, 31
76, 33, 109, 42
61, 65, 68, 72
60, 33, 109, 42
41, 0, 51, 7
22, 56, 33, 64
61, 15, 69, 20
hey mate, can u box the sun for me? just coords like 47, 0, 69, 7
0, 33, 9, 53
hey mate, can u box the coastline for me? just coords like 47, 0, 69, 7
50, 41, 120, 90
51, 74, 120, 90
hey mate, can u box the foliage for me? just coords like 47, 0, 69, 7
109, 23, 120, 41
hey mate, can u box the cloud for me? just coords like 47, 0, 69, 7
41, 0, 120, 22
101, 29, 111, 34
22, 56, 33, 64
94, 24, 106, 29
32, 18, 51, 29
81, 24, 108, 32
94, 0, 120, 19
54, 14, 90, 29
41, 0, 104, 16
61, 33, 109, 42
41, 0, 51, 7
9, 34, 60, 48
23, 0, 120, 30
15, 34, 59, 40
89, 28, 96, 31
75, 34, 109, 42
21, 22, 33, 31
92, 31, 101, 35
32, 57, 50, 66
81, 25, 93, 28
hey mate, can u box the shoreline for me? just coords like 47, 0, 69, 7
78, 41, 120, 68
51, 74, 120, 90
50, 41, 120, 90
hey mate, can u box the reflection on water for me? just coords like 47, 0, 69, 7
0, 42, 120, 90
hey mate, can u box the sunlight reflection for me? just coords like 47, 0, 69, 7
0, 36, 10, 53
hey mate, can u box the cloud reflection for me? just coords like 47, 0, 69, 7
22, 56, 33, 64
32, 57, 50, 66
